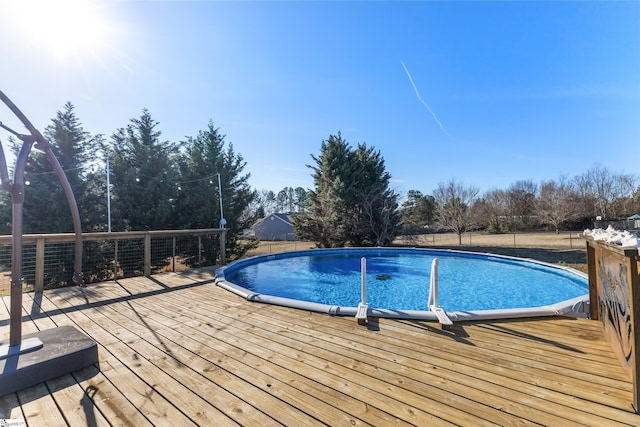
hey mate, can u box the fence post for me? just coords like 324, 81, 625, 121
144, 233, 151, 277
198, 235, 202, 266
586, 238, 640, 413
172, 236, 176, 272
35, 236, 45, 294
220, 229, 226, 265
114, 240, 119, 279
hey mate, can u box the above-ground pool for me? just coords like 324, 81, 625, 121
215, 247, 589, 321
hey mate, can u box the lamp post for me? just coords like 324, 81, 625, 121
216, 172, 226, 229
106, 156, 111, 233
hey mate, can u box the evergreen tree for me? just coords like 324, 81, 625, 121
109, 109, 178, 231
4, 103, 105, 286
174, 122, 257, 261
105, 110, 178, 276
19, 102, 101, 233
400, 190, 436, 234
294, 133, 400, 247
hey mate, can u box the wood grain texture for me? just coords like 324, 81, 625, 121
1, 268, 638, 426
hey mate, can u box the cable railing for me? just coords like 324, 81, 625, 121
0, 228, 226, 294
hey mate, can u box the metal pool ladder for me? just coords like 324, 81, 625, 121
428, 258, 453, 329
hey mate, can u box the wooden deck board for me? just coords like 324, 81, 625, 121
0, 269, 638, 426
177, 288, 630, 426
72, 279, 413, 426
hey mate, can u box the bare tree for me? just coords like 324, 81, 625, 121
433, 179, 479, 245
505, 180, 538, 230
574, 165, 637, 219
611, 174, 639, 216
360, 183, 399, 246
536, 177, 579, 233
476, 189, 508, 232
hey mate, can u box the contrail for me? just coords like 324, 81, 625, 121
401, 60, 449, 136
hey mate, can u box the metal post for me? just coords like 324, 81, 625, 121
0, 91, 97, 394
9, 144, 30, 346
428, 258, 439, 308
106, 157, 111, 233
216, 172, 226, 229
361, 257, 367, 305
219, 229, 226, 265
356, 257, 369, 325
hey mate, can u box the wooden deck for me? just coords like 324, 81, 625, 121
1, 268, 638, 426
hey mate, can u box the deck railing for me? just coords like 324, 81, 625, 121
0, 228, 226, 294
585, 237, 640, 413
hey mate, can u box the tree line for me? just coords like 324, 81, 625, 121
252, 187, 308, 217
0, 103, 257, 262
1, 102, 638, 257
400, 167, 639, 245
258, 134, 638, 248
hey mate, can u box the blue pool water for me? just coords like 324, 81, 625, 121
221, 248, 588, 312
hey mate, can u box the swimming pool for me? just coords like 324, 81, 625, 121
215, 247, 590, 322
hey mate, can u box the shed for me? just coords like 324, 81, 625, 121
251, 213, 298, 241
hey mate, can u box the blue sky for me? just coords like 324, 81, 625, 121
1, 1, 638, 197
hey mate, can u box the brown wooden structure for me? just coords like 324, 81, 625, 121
1, 268, 639, 425
586, 237, 640, 413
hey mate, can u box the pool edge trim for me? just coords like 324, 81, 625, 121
215, 247, 590, 322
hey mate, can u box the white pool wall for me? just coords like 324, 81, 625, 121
215, 247, 590, 322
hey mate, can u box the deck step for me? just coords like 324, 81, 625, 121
430, 305, 453, 327
356, 303, 369, 325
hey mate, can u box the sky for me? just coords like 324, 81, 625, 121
1, 0, 638, 197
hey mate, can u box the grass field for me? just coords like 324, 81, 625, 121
244, 231, 588, 273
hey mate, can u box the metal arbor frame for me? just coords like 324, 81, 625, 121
0, 90, 96, 396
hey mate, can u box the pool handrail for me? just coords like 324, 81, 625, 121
355, 257, 369, 325
427, 258, 453, 327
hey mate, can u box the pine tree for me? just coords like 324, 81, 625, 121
294, 133, 400, 247
174, 122, 257, 261
7, 103, 105, 286
20, 102, 101, 233
109, 109, 178, 231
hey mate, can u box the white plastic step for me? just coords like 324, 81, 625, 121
356, 302, 369, 325
430, 305, 453, 326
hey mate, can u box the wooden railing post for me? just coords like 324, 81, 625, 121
35, 236, 45, 294
144, 233, 151, 277
587, 243, 598, 320
172, 236, 176, 272
586, 237, 640, 413
627, 251, 640, 411
114, 240, 119, 279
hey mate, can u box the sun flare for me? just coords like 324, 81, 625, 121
7, 0, 112, 60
